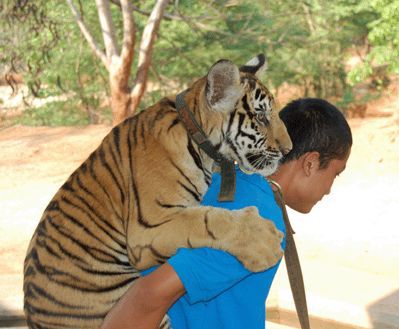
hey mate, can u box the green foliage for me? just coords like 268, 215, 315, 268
150, 0, 386, 100
368, 0, 399, 68
11, 97, 112, 126
12, 100, 91, 126
1, 0, 398, 126
1, 0, 108, 122
348, 0, 399, 84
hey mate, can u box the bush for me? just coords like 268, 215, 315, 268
12, 99, 111, 126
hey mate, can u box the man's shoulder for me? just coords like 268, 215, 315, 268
236, 170, 272, 194
204, 169, 275, 210
209, 169, 273, 195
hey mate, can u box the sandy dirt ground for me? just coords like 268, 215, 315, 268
0, 83, 398, 328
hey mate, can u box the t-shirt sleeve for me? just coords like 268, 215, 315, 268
167, 247, 252, 304
167, 171, 285, 305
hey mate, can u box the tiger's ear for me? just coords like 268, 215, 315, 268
239, 54, 267, 78
206, 59, 243, 113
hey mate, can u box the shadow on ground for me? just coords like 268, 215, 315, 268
368, 289, 399, 329
0, 302, 26, 328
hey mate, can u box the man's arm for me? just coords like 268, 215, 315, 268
101, 263, 185, 329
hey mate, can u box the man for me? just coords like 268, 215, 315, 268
101, 98, 352, 329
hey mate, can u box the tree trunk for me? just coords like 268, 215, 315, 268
68, 0, 169, 125
128, 0, 169, 116
110, 68, 132, 125
129, 72, 147, 115
110, 83, 131, 125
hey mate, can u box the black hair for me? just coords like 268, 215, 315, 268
279, 98, 352, 169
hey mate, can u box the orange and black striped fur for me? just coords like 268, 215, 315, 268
23, 55, 292, 328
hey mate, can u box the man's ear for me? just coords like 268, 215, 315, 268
302, 151, 321, 176
206, 59, 243, 113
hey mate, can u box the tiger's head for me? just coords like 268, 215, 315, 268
204, 54, 292, 176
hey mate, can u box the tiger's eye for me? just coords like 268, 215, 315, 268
256, 112, 268, 125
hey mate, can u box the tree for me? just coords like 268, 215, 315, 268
2, 0, 393, 126
348, 0, 399, 85
66, 0, 169, 125
0, 1, 62, 97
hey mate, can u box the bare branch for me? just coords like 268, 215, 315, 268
302, 2, 315, 33
110, 0, 211, 22
130, 0, 169, 110
95, 0, 119, 59
66, 0, 109, 70
118, 0, 136, 81
112, 0, 231, 38
183, 19, 231, 37
160, 33, 198, 69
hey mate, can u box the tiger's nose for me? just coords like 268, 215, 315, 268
280, 145, 292, 155
276, 139, 292, 155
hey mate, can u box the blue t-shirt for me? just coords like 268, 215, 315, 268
144, 169, 286, 329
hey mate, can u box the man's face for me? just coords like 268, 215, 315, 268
290, 150, 350, 213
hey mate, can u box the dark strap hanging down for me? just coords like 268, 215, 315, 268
269, 179, 311, 329
175, 90, 236, 202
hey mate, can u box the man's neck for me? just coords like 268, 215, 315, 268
268, 161, 298, 197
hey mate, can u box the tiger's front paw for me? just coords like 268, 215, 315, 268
230, 206, 284, 272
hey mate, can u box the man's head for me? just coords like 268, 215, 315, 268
271, 98, 352, 213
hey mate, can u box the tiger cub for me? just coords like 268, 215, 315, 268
23, 54, 292, 328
